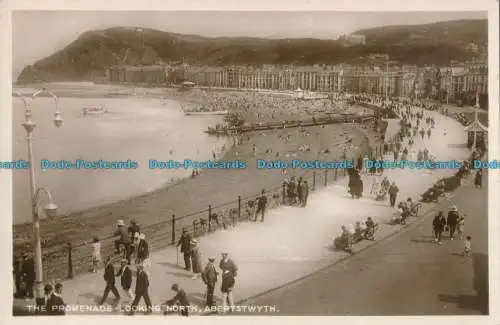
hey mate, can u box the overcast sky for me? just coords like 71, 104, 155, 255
12, 11, 486, 76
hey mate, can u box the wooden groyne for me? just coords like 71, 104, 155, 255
205, 114, 376, 135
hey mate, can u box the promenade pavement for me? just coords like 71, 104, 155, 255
243, 170, 488, 315
14, 108, 471, 315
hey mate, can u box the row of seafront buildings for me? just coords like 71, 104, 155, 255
105, 57, 488, 105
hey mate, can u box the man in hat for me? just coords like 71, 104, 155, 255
220, 269, 236, 314
129, 264, 152, 315
22, 252, 35, 300
165, 284, 190, 316
176, 229, 192, 271
447, 206, 460, 240
201, 258, 218, 308
388, 182, 399, 208
114, 220, 131, 257
255, 189, 268, 222
116, 259, 134, 299
136, 234, 149, 266
99, 256, 120, 305
46, 283, 65, 316
128, 219, 140, 241
219, 253, 238, 277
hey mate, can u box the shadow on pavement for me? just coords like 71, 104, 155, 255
157, 262, 186, 270
410, 238, 436, 244
165, 271, 193, 278
437, 253, 488, 315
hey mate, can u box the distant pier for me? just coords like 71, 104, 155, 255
205, 114, 376, 135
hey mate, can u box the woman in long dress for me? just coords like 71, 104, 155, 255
190, 239, 202, 280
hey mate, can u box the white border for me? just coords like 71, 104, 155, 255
0, 1, 498, 325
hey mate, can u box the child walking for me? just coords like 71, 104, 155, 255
464, 236, 472, 257
91, 237, 101, 273
457, 215, 465, 240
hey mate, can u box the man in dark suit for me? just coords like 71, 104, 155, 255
129, 264, 152, 315
46, 283, 66, 315
99, 257, 120, 305
22, 252, 35, 299
219, 253, 238, 277
447, 205, 460, 240
201, 258, 218, 308
176, 229, 192, 271
116, 259, 133, 299
165, 283, 190, 316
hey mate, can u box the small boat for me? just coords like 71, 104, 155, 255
83, 105, 108, 116
183, 106, 228, 116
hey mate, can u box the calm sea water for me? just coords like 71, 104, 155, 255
12, 95, 228, 224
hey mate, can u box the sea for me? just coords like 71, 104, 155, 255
11, 86, 228, 224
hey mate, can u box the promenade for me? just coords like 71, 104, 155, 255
14, 107, 471, 315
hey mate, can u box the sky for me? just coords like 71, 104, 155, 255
12, 11, 487, 77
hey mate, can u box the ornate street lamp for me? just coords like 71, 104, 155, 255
15, 88, 62, 311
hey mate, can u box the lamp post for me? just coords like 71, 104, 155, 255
16, 89, 62, 311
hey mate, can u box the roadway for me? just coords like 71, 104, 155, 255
240, 171, 489, 315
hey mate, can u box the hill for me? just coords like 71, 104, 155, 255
16, 19, 487, 84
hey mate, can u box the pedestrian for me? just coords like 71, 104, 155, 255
302, 180, 309, 207
432, 212, 446, 244
127, 219, 140, 241
220, 269, 235, 314
116, 259, 134, 299
297, 178, 303, 205
46, 283, 65, 316
190, 239, 202, 280
13, 254, 23, 298
129, 264, 152, 315
201, 258, 218, 308
176, 229, 192, 271
475, 169, 483, 188
91, 237, 101, 273
22, 252, 35, 300
255, 189, 268, 222
136, 234, 150, 267
165, 283, 190, 316
219, 252, 238, 277
457, 214, 465, 240
114, 220, 130, 259
464, 236, 472, 257
388, 182, 399, 208
447, 205, 460, 240
99, 256, 120, 305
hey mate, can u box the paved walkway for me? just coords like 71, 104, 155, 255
243, 171, 488, 315
14, 108, 471, 315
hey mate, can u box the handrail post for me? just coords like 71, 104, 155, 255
208, 205, 212, 232
67, 242, 73, 279
237, 196, 241, 224
171, 214, 176, 244
282, 182, 286, 205
312, 171, 316, 191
